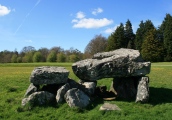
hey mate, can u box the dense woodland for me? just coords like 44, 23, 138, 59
1, 13, 172, 63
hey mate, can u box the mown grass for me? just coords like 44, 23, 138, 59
0, 62, 172, 120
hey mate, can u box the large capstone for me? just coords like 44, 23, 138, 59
30, 66, 69, 85
72, 48, 151, 81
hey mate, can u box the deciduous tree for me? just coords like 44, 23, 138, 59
84, 34, 107, 56
57, 52, 66, 62
47, 50, 57, 62
33, 52, 42, 62
11, 54, 17, 63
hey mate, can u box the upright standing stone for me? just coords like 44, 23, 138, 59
136, 76, 149, 103
30, 66, 69, 85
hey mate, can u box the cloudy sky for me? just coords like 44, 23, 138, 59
0, 0, 172, 52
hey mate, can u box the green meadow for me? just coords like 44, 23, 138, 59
0, 62, 172, 120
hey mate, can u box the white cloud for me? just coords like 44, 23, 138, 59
71, 19, 78, 23
72, 18, 113, 29
92, 8, 103, 15
104, 25, 119, 34
72, 9, 113, 29
0, 4, 11, 16
25, 40, 33, 43
76, 11, 85, 19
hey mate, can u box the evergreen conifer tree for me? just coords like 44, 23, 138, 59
124, 19, 135, 49
135, 20, 155, 52
135, 21, 145, 51
141, 29, 164, 62
160, 13, 172, 61
106, 23, 125, 51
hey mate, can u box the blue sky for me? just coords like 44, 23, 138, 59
0, 0, 172, 53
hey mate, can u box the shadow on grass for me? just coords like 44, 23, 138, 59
86, 97, 104, 110
18, 87, 172, 112
149, 87, 172, 105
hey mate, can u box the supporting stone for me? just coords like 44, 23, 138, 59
80, 82, 97, 96
136, 76, 149, 103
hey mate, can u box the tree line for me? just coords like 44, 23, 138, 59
85, 13, 172, 62
0, 46, 83, 63
1, 13, 172, 63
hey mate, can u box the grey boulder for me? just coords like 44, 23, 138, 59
64, 88, 90, 108
56, 83, 70, 104
80, 82, 97, 96
22, 91, 55, 106
68, 78, 96, 96
30, 66, 69, 85
72, 48, 151, 81
24, 83, 38, 97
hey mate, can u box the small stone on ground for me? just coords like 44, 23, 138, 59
99, 103, 121, 111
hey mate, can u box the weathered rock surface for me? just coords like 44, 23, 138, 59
30, 66, 69, 85
93, 48, 142, 60
80, 82, 96, 96
72, 48, 151, 81
99, 103, 121, 111
64, 88, 90, 108
56, 83, 70, 104
136, 76, 149, 103
22, 91, 55, 106
67, 78, 81, 89
24, 83, 38, 97
68, 78, 96, 96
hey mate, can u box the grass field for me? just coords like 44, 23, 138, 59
0, 62, 172, 120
